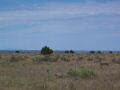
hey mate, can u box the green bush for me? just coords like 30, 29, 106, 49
70, 50, 75, 54
15, 50, 20, 53
64, 50, 75, 54
41, 46, 53, 55
67, 68, 96, 79
64, 50, 69, 53
97, 51, 102, 54
90, 51, 95, 54
109, 51, 113, 54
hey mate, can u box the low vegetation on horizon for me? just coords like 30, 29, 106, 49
0, 46, 120, 90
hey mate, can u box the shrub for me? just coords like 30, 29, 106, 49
41, 46, 53, 55
67, 68, 96, 79
64, 50, 69, 53
64, 50, 75, 54
90, 51, 95, 54
70, 50, 75, 54
97, 51, 102, 54
109, 51, 113, 54
15, 50, 20, 53
78, 69, 96, 79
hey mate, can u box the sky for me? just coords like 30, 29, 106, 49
0, 0, 120, 50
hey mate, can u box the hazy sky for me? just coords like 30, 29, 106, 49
0, 0, 120, 50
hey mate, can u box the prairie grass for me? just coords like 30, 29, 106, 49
67, 68, 96, 79
0, 53, 120, 90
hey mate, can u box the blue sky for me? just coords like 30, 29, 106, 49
0, 0, 120, 50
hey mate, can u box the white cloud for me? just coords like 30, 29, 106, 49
0, 2, 120, 23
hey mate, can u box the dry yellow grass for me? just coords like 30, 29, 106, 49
0, 53, 120, 90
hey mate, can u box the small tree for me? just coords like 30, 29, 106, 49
15, 50, 20, 53
70, 50, 75, 54
109, 51, 112, 54
64, 50, 75, 54
41, 46, 53, 55
64, 50, 69, 53
90, 51, 95, 54
97, 51, 102, 54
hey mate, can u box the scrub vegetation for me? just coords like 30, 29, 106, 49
0, 49, 120, 90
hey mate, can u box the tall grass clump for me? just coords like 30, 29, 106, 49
10, 55, 20, 62
67, 68, 96, 79
61, 55, 70, 62
69, 82, 76, 90
34, 54, 59, 63
9, 55, 25, 62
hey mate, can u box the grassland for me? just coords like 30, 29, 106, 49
0, 52, 120, 90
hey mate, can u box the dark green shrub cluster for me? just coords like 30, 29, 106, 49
90, 51, 95, 54
109, 51, 113, 54
97, 51, 102, 54
90, 51, 102, 54
41, 46, 53, 55
64, 50, 69, 53
70, 50, 75, 53
15, 50, 20, 53
64, 50, 75, 54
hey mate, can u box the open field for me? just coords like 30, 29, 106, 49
0, 53, 120, 90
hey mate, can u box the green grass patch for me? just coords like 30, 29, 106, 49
67, 68, 96, 79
